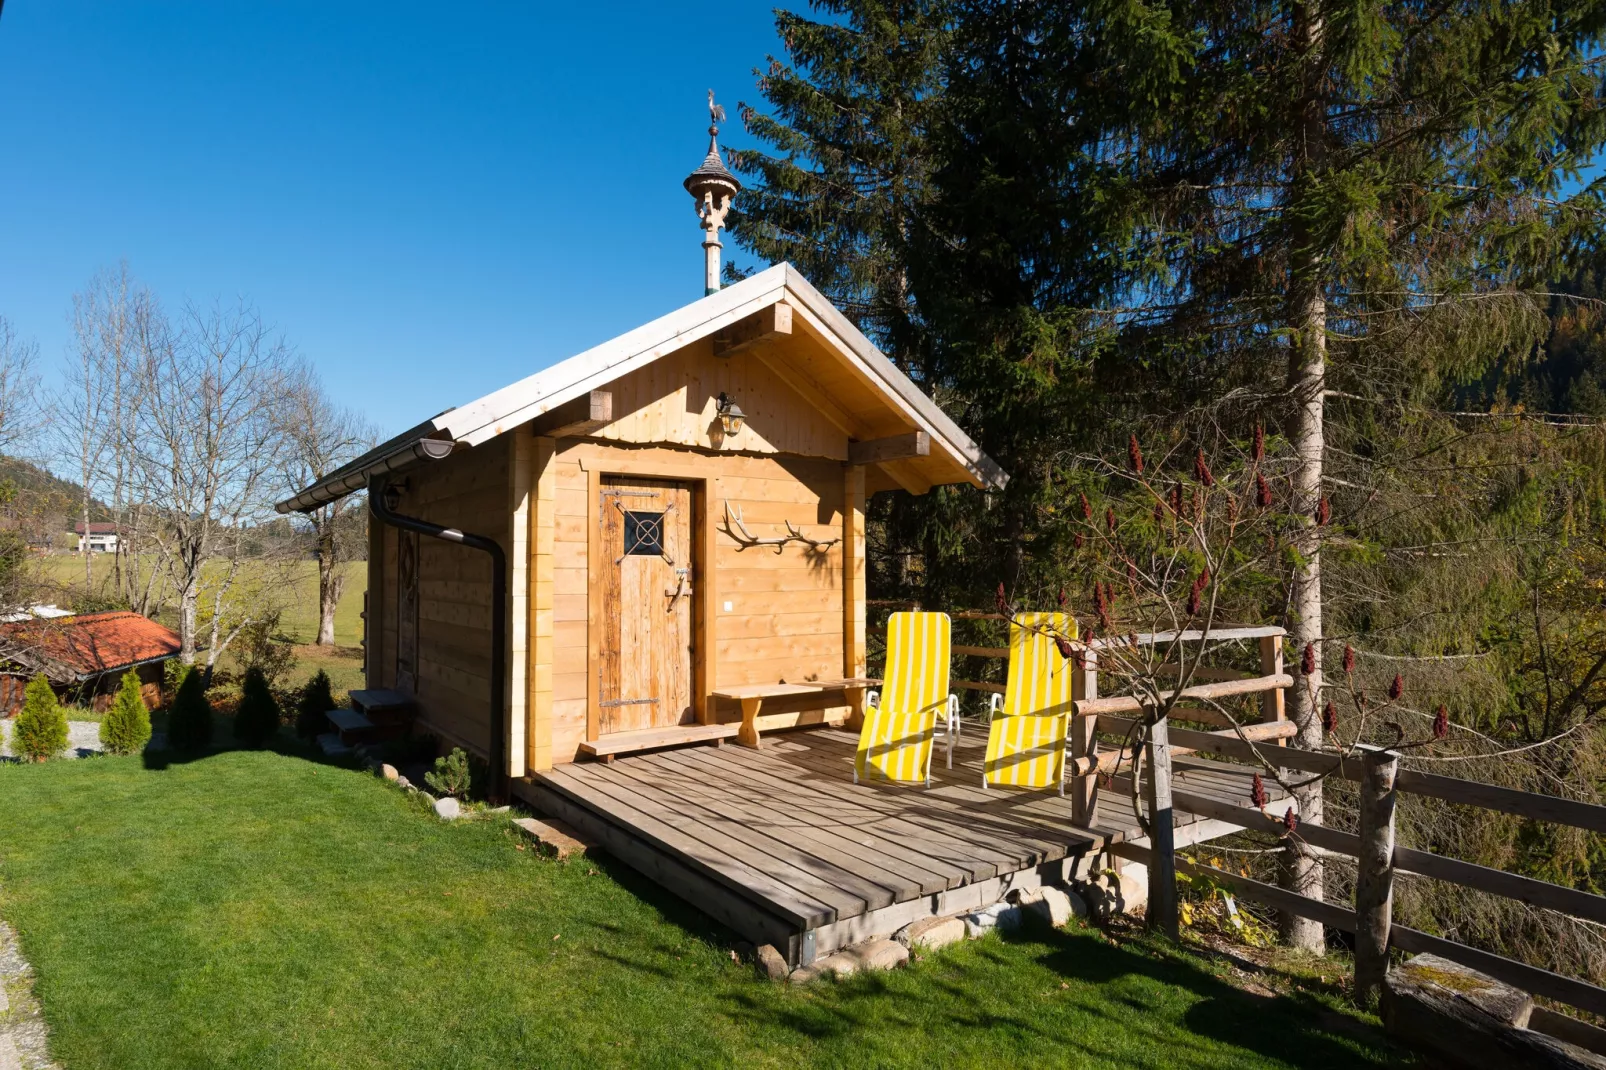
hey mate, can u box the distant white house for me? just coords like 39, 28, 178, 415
73, 522, 118, 553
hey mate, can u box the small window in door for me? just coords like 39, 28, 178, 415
623, 510, 664, 556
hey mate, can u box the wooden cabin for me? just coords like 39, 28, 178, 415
279, 264, 1006, 778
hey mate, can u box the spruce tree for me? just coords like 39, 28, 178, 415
233, 666, 279, 748
100, 669, 152, 756
726, 0, 949, 379
12, 674, 67, 762
166, 666, 212, 752
295, 669, 335, 740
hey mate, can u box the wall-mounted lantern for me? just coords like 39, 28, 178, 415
715, 392, 746, 437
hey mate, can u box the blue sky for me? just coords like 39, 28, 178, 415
0, 2, 787, 437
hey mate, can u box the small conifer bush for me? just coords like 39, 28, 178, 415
425, 747, 472, 798
13, 674, 67, 761
166, 666, 213, 752
233, 666, 280, 748
295, 669, 335, 739
100, 669, 152, 755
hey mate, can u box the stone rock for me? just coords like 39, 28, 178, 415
0, 1032, 20, 1070
961, 901, 1022, 938
380, 763, 399, 781
898, 916, 966, 951
396, 775, 413, 790
788, 964, 821, 985
0, 981, 8, 1013
754, 944, 789, 981
844, 938, 909, 972
812, 952, 860, 978
1024, 885, 1085, 928
433, 796, 461, 820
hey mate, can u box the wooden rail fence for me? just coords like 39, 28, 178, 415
939, 610, 1606, 1028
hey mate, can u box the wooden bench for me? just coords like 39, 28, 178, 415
710, 678, 880, 749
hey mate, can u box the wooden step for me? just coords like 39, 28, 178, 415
326, 708, 377, 745
512, 816, 592, 859
579, 723, 740, 761
349, 689, 414, 716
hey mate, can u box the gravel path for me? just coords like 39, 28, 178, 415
0, 916, 58, 1069
0, 721, 101, 761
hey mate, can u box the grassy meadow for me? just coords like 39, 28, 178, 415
0, 748, 1409, 1070
29, 553, 370, 696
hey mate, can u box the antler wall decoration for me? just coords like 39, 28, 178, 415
721, 502, 841, 555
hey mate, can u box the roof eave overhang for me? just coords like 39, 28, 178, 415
275, 263, 1007, 512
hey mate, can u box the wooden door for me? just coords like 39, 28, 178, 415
596, 477, 695, 734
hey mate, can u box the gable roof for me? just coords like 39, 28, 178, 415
0, 612, 181, 683
277, 263, 1005, 513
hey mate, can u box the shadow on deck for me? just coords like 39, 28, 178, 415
515, 727, 1276, 966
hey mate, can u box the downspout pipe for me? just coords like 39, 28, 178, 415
369, 477, 508, 803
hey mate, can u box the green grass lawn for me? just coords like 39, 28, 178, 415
0, 748, 1406, 1070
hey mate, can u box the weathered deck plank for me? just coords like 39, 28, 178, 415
527, 721, 1281, 962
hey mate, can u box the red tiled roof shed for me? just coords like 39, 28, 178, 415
0, 611, 182, 682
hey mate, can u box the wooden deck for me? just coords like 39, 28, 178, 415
515, 726, 1279, 966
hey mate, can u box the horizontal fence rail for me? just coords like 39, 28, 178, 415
939, 609, 1606, 1024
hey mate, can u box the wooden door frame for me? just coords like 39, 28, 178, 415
585, 462, 716, 742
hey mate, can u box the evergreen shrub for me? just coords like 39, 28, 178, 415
295, 670, 335, 740
425, 747, 472, 798
100, 669, 152, 755
233, 666, 280, 748
166, 666, 212, 752
13, 674, 67, 761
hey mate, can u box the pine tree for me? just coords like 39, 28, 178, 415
232, 666, 280, 748
295, 669, 335, 740
166, 666, 212, 752
99, 669, 152, 756
12, 674, 67, 762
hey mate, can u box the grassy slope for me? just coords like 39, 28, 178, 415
0, 750, 1406, 1070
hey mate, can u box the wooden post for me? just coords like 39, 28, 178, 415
529, 436, 557, 771
843, 465, 867, 727
1355, 746, 1399, 1003
1071, 649, 1099, 826
1144, 713, 1179, 939
1259, 633, 1286, 743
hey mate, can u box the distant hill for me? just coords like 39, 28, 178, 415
0, 457, 111, 523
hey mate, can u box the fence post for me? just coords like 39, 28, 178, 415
1071, 649, 1099, 827
1144, 712, 1179, 939
1354, 746, 1399, 1003
1258, 634, 1286, 744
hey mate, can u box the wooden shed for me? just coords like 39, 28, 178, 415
279, 264, 1006, 783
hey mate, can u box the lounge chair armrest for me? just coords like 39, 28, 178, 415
987, 692, 1003, 719
866, 690, 879, 710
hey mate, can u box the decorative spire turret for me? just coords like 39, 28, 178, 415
684, 90, 741, 296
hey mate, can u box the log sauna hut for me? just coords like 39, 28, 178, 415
279, 112, 1290, 967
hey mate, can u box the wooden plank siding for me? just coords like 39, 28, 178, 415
368, 436, 513, 760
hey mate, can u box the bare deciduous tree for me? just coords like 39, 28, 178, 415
126, 298, 296, 669
280, 369, 376, 646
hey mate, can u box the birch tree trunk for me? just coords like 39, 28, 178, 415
1282, 0, 1329, 954
317, 523, 343, 646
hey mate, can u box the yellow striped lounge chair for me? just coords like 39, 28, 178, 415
982, 612, 1078, 793
854, 612, 957, 786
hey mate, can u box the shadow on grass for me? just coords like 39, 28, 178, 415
142, 732, 364, 773
713, 920, 1405, 1068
